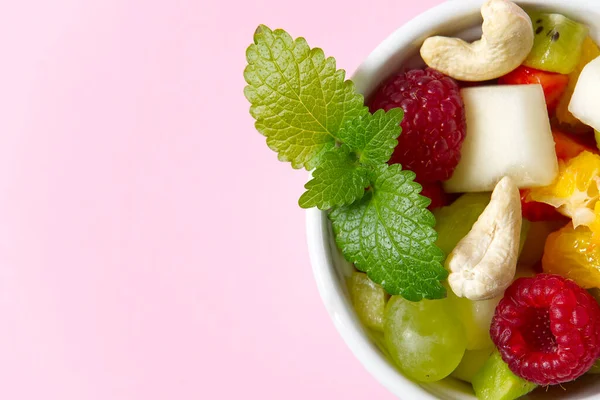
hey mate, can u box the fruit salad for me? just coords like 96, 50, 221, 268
244, 0, 600, 398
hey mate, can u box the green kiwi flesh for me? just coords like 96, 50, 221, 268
472, 351, 537, 400
524, 12, 589, 74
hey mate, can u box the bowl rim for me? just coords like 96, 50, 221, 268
306, 0, 600, 399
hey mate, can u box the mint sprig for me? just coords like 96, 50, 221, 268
299, 146, 369, 210
330, 165, 447, 301
244, 25, 447, 300
338, 108, 404, 167
298, 109, 403, 210
244, 25, 367, 170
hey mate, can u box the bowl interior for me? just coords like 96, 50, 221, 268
308, 0, 600, 399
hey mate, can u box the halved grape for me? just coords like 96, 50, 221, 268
384, 296, 466, 382
348, 272, 388, 331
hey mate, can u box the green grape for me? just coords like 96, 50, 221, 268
451, 348, 494, 383
434, 193, 491, 256
449, 290, 501, 350
347, 272, 388, 331
435, 194, 530, 259
366, 329, 393, 361
384, 296, 466, 382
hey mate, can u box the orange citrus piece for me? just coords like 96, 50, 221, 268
542, 223, 600, 288
528, 151, 600, 231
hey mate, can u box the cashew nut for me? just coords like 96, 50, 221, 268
420, 0, 533, 81
446, 176, 522, 300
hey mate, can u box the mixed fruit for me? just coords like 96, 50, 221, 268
244, 0, 600, 398
351, 1, 600, 399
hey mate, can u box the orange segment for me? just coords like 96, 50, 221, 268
589, 201, 600, 243
528, 151, 600, 230
542, 223, 600, 288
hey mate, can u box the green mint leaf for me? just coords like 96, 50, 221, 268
244, 25, 367, 170
329, 164, 447, 301
298, 146, 369, 210
338, 108, 404, 166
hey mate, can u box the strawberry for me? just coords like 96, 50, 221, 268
520, 130, 595, 221
520, 189, 564, 222
499, 66, 569, 113
553, 129, 599, 161
519, 130, 597, 221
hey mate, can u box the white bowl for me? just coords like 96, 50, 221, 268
307, 1, 600, 399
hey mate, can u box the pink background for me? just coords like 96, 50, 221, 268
0, 0, 445, 398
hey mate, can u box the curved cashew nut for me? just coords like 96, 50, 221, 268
420, 0, 533, 81
446, 176, 522, 300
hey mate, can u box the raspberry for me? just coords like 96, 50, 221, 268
490, 274, 600, 385
369, 68, 466, 182
419, 181, 449, 210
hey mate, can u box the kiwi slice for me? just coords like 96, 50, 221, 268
524, 12, 589, 74
472, 350, 537, 400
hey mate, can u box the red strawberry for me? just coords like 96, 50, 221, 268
519, 130, 596, 222
520, 189, 564, 222
499, 66, 569, 112
553, 130, 599, 161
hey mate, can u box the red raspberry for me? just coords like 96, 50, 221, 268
419, 181, 450, 210
369, 68, 466, 182
491, 274, 600, 385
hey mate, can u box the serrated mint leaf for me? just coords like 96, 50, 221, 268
244, 25, 367, 170
329, 164, 447, 301
338, 108, 403, 166
299, 146, 369, 210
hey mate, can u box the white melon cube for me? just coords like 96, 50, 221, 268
444, 85, 558, 193
569, 56, 600, 131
